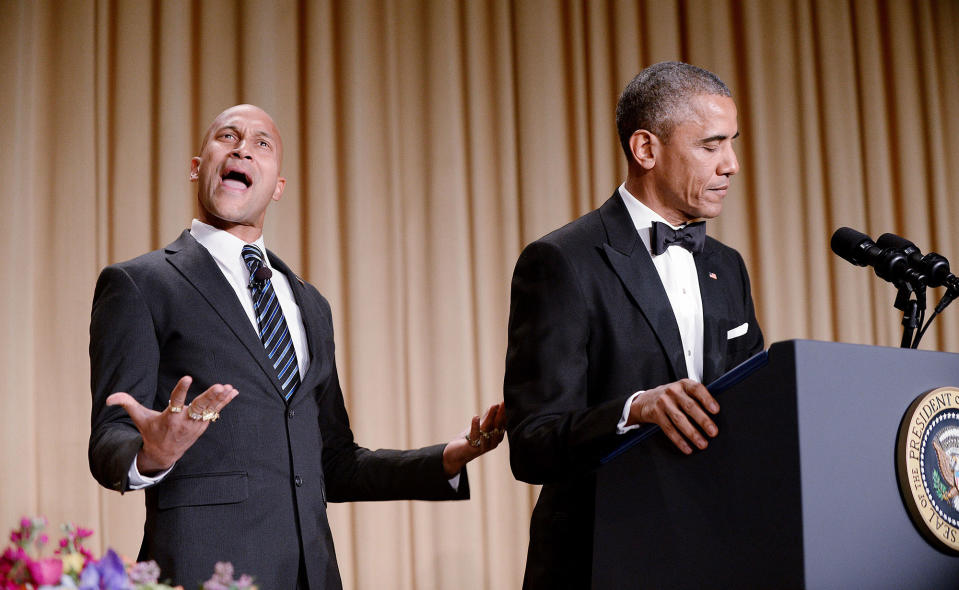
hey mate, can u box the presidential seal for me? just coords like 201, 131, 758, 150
897, 386, 959, 554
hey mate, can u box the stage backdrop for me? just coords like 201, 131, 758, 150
2, 0, 959, 588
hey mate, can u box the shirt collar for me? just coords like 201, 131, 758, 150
190, 219, 270, 271
617, 184, 678, 255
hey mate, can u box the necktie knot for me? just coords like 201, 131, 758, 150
241, 244, 264, 270
650, 221, 706, 255
242, 245, 273, 288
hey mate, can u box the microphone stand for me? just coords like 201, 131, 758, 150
912, 286, 959, 348
893, 281, 925, 349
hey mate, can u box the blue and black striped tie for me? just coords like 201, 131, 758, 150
241, 244, 300, 400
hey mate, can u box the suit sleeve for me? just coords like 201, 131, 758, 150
88, 265, 160, 492
309, 296, 469, 503
504, 241, 630, 485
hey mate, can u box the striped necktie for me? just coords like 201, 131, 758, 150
241, 244, 300, 400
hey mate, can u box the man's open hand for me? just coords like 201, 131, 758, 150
107, 376, 239, 474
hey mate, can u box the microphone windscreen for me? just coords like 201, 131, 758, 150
876, 232, 914, 251
254, 266, 273, 282
830, 227, 872, 265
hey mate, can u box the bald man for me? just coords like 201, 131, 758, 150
88, 105, 504, 589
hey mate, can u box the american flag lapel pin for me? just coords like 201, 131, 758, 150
709, 272, 718, 280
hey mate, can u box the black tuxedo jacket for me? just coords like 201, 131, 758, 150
88, 230, 467, 589
504, 193, 763, 588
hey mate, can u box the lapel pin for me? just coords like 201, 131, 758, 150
708, 272, 718, 280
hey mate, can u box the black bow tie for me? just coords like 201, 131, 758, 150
649, 221, 706, 255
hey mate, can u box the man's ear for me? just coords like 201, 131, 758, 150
189, 157, 201, 181
629, 130, 657, 170
272, 177, 286, 201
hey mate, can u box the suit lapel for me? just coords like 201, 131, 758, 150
599, 194, 687, 380
165, 230, 287, 398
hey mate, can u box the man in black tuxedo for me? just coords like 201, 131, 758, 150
504, 62, 764, 588
88, 104, 505, 589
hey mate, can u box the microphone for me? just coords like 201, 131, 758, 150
876, 233, 959, 292
250, 265, 273, 288
253, 266, 273, 282
830, 227, 927, 287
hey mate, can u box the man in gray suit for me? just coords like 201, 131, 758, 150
89, 104, 504, 589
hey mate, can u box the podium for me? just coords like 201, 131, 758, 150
593, 340, 959, 589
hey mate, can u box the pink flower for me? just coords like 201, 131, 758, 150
26, 557, 62, 584
2, 547, 27, 562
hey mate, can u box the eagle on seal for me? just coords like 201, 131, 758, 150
932, 427, 959, 506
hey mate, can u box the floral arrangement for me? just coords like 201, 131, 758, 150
0, 517, 256, 590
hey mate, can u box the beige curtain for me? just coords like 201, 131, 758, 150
2, 0, 958, 587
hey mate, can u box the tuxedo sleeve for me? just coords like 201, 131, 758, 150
88, 265, 159, 492
504, 240, 630, 485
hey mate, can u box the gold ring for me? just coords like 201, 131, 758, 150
480, 430, 491, 440
202, 409, 219, 422
169, 404, 183, 414
187, 403, 205, 421
465, 434, 481, 448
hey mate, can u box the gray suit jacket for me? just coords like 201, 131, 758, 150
89, 230, 468, 589
505, 193, 763, 588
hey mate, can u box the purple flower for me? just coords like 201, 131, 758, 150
128, 560, 161, 584
79, 549, 131, 590
202, 561, 258, 590
212, 562, 234, 580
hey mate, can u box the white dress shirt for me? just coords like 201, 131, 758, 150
616, 184, 705, 433
189, 219, 311, 378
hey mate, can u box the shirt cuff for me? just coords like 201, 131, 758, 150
127, 455, 174, 490
616, 390, 644, 434
447, 472, 461, 491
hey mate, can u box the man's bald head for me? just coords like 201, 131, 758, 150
190, 104, 287, 242
199, 104, 284, 170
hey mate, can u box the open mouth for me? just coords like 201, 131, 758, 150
221, 169, 252, 190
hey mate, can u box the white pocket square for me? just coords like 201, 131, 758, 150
727, 323, 748, 340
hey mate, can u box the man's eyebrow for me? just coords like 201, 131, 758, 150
701, 131, 740, 143
214, 126, 276, 144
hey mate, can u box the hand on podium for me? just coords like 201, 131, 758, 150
626, 378, 720, 455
